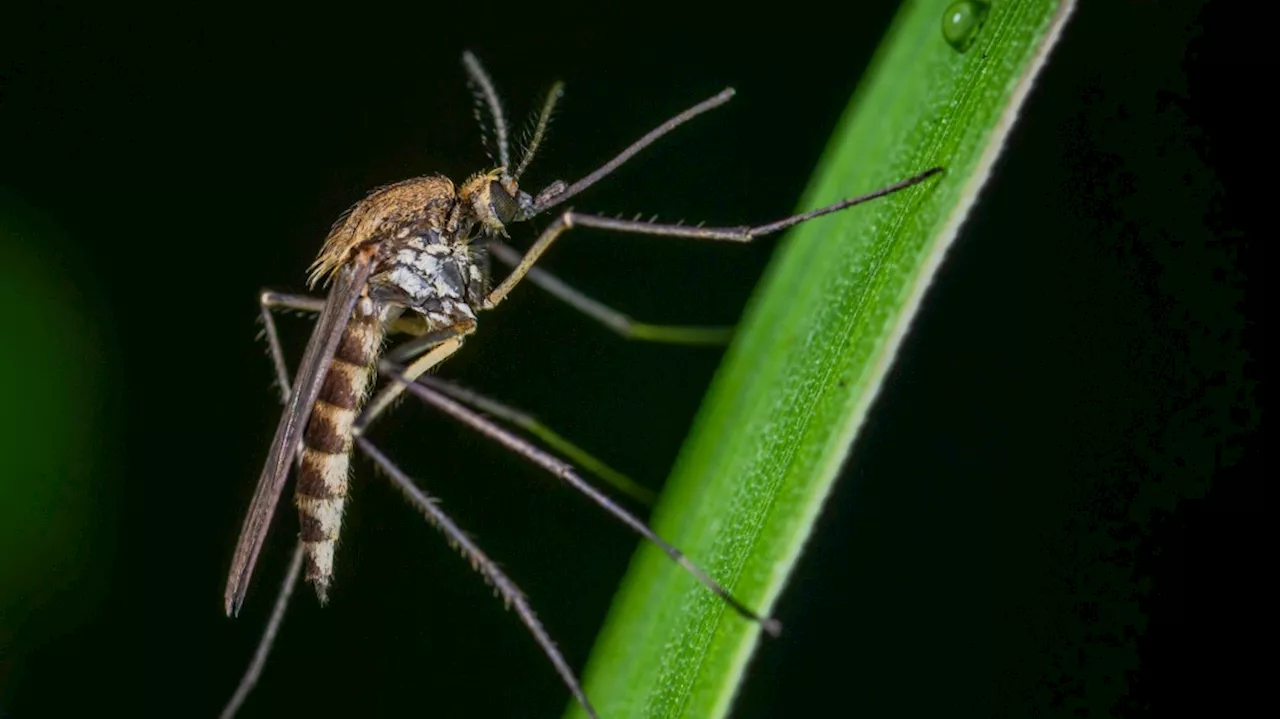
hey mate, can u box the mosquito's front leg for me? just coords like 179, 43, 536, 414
484, 210, 764, 310
487, 167, 943, 310
484, 211, 745, 311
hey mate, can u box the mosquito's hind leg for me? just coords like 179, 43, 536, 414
219, 542, 305, 719
385, 364, 782, 637
356, 435, 600, 719
226, 290, 461, 718
220, 291, 321, 719
485, 239, 733, 345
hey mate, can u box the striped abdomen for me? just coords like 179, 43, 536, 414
295, 300, 385, 602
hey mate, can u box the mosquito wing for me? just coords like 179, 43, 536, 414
224, 255, 375, 616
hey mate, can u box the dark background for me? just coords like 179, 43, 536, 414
0, 1, 1258, 717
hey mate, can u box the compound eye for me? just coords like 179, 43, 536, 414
488, 181, 518, 225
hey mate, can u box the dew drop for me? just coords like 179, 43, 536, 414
942, 1, 990, 53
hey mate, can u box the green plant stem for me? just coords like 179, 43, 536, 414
567, 1, 1076, 717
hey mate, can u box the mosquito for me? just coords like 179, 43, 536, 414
220, 51, 942, 718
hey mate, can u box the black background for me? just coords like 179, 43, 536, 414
0, 1, 1259, 717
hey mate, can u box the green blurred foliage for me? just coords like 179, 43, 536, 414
0, 192, 116, 696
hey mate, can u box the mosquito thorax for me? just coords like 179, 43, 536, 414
308, 175, 458, 286
369, 231, 487, 329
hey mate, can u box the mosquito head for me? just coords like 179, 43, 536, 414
458, 168, 534, 237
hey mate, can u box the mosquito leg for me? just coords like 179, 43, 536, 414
236, 287, 455, 715
220, 293, 322, 719
258, 291, 324, 398
261, 290, 326, 315
415, 374, 655, 505
256, 288, 476, 432
260, 297, 637, 502
355, 321, 474, 435
356, 436, 599, 719
484, 239, 733, 345
385, 365, 783, 637
258, 287, 424, 389
262, 289, 451, 339
219, 541, 305, 719
485, 167, 943, 311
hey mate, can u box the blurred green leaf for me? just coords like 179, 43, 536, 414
0, 194, 113, 693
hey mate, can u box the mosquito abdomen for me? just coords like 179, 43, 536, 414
295, 299, 385, 602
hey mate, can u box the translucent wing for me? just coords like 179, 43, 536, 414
224, 255, 375, 616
